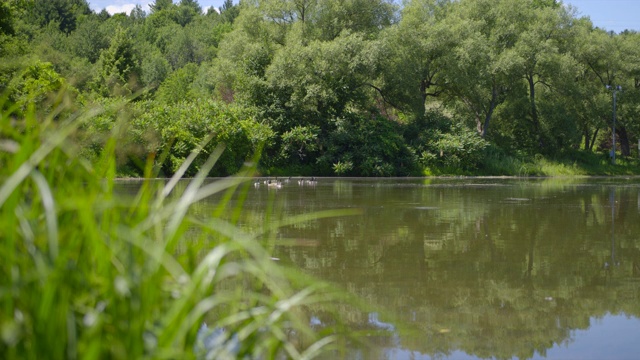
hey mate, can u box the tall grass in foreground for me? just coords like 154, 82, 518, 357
0, 102, 356, 359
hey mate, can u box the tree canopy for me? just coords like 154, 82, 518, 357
1, 0, 639, 176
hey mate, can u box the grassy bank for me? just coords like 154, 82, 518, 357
0, 104, 355, 359
423, 149, 640, 177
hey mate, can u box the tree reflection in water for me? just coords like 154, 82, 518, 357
195, 178, 640, 359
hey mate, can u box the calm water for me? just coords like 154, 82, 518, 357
128, 177, 640, 359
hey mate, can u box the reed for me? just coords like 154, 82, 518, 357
0, 100, 356, 359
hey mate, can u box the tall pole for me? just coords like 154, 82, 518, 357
607, 85, 621, 165
612, 89, 617, 165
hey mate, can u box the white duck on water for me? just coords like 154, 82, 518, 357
266, 179, 282, 189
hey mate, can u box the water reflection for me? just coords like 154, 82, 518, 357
265, 178, 640, 359
123, 178, 640, 359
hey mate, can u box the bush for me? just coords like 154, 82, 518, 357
279, 125, 321, 164
76, 99, 274, 177
321, 112, 418, 176
155, 62, 199, 104
6, 60, 73, 115
420, 123, 489, 173
136, 99, 274, 177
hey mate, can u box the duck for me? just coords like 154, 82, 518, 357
305, 177, 317, 186
266, 180, 282, 189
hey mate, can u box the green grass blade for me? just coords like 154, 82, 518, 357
29, 170, 59, 261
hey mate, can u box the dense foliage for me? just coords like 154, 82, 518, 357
1, 0, 640, 176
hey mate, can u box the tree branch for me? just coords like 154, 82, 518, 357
366, 83, 405, 112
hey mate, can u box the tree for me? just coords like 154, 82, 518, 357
263, 32, 378, 131
510, 1, 578, 151
7, 61, 69, 114
164, 27, 204, 68
614, 31, 640, 156
376, 0, 451, 119
149, 0, 174, 13
211, 5, 280, 104
31, 0, 91, 34
221, 0, 239, 23
141, 49, 171, 88
438, 0, 511, 138
130, 4, 146, 21
174, 0, 200, 26
93, 26, 141, 96
256, 0, 319, 25
436, 0, 580, 152
562, 18, 607, 151
246, 0, 395, 42
136, 99, 274, 176
0, 0, 15, 36
180, 0, 201, 14
314, 0, 397, 41
574, 28, 628, 154
97, 8, 110, 21
155, 62, 198, 103
67, 16, 109, 63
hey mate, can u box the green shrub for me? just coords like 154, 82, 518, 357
136, 99, 274, 177
321, 112, 418, 176
332, 160, 353, 175
6, 60, 73, 115
279, 125, 321, 165
420, 124, 489, 173
155, 62, 198, 104
74, 99, 274, 177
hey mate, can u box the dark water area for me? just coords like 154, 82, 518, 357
119, 177, 640, 359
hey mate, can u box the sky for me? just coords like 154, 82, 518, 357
88, 0, 640, 34
88, 0, 231, 16
564, 0, 640, 33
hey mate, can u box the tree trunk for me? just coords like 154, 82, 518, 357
527, 74, 543, 149
420, 79, 428, 107
584, 128, 590, 151
479, 85, 498, 138
618, 125, 631, 156
589, 128, 599, 151
475, 113, 484, 136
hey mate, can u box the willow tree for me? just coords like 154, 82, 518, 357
615, 31, 640, 156
568, 23, 612, 151
446, 0, 580, 151
376, 0, 452, 120
513, 1, 578, 150
211, 5, 281, 104
437, 0, 518, 138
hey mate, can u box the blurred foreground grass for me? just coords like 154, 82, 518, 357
0, 100, 357, 359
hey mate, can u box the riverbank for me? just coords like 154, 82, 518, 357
423, 150, 640, 177
213, 150, 640, 178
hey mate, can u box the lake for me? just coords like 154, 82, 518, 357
128, 177, 640, 359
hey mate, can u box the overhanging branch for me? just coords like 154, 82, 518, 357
366, 83, 405, 112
